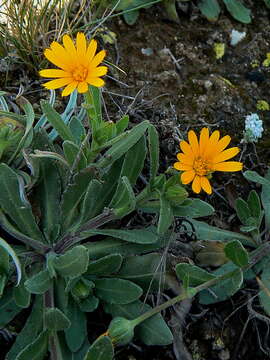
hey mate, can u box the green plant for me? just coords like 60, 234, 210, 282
0, 84, 217, 359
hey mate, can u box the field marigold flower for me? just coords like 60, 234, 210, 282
174, 128, 243, 195
39, 33, 107, 96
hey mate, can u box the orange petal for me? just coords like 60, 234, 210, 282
201, 177, 212, 194
174, 162, 193, 171
77, 81, 88, 93
188, 130, 199, 155
213, 147, 240, 163
89, 66, 108, 78
180, 140, 194, 157
43, 77, 73, 90
199, 128, 209, 155
213, 161, 243, 172
61, 81, 78, 96
177, 153, 194, 165
181, 170, 195, 184
39, 69, 71, 78
192, 175, 201, 193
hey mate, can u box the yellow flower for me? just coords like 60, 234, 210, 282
174, 128, 243, 195
39, 33, 107, 96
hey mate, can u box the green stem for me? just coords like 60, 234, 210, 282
131, 242, 270, 328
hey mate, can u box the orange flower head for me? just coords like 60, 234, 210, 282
174, 128, 243, 194
39, 33, 107, 96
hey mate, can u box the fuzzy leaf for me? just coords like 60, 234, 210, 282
15, 330, 48, 360
198, 0, 221, 21
0, 236, 21, 285
224, 240, 249, 267
94, 278, 143, 304
84, 336, 113, 360
87, 254, 123, 276
176, 263, 216, 287
65, 299, 87, 352
24, 269, 52, 294
44, 307, 71, 331
223, 0, 251, 24
53, 246, 89, 278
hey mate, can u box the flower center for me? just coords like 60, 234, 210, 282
72, 65, 88, 82
193, 157, 211, 176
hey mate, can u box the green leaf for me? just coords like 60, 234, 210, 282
173, 199, 215, 218
176, 263, 216, 287
24, 269, 52, 294
84, 336, 113, 360
199, 263, 243, 304
15, 330, 48, 360
264, 0, 270, 8
247, 190, 262, 220
158, 194, 173, 235
148, 123, 159, 188
13, 275, 31, 308
109, 176, 136, 218
44, 307, 71, 331
0, 289, 22, 327
97, 120, 149, 168
105, 300, 173, 346
120, 135, 146, 186
41, 100, 75, 142
0, 164, 44, 242
94, 278, 143, 304
63, 141, 87, 171
79, 179, 103, 224
190, 219, 255, 247
117, 253, 166, 291
87, 254, 123, 276
83, 227, 158, 244
243, 170, 270, 186
36, 158, 61, 243
54, 246, 89, 278
0, 236, 21, 285
65, 299, 87, 352
198, 0, 221, 21
262, 169, 270, 230
224, 240, 249, 267
69, 116, 86, 144
223, 0, 251, 24
235, 198, 251, 224
258, 265, 270, 316
61, 168, 95, 231
115, 115, 129, 134
7, 296, 43, 360
79, 295, 99, 313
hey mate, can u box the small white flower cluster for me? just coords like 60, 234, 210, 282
230, 30, 246, 46
243, 113, 263, 143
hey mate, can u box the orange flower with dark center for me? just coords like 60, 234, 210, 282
39, 33, 107, 96
174, 128, 243, 194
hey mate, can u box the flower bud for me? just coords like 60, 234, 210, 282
165, 184, 188, 205
71, 279, 92, 300
108, 317, 134, 346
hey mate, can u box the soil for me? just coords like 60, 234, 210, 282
1, 1, 270, 359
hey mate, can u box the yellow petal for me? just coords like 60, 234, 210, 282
180, 140, 194, 157
50, 42, 73, 70
86, 77, 105, 87
76, 32, 87, 59
204, 130, 220, 158
86, 39, 97, 63
215, 135, 231, 154
174, 162, 193, 171
61, 81, 78, 96
39, 69, 71, 78
177, 153, 194, 165
199, 127, 209, 155
44, 48, 70, 71
92, 66, 108, 77
181, 170, 195, 184
89, 50, 106, 69
213, 161, 243, 172
77, 81, 89, 93
192, 175, 201, 193
201, 176, 212, 194
213, 147, 240, 163
188, 130, 199, 155
43, 77, 73, 90
63, 34, 77, 62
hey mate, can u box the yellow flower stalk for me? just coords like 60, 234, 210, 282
174, 128, 243, 195
39, 33, 107, 96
